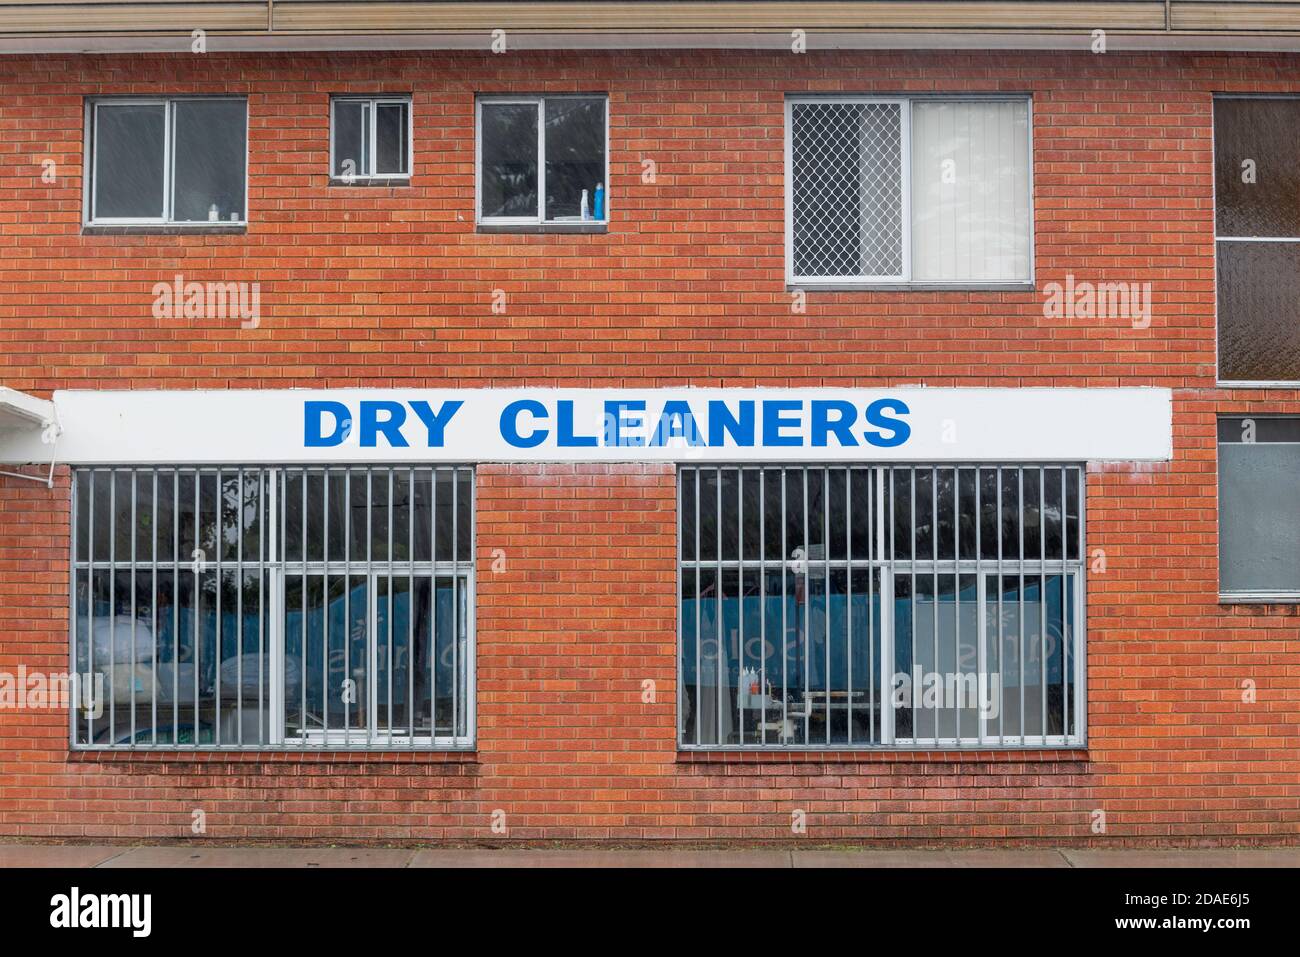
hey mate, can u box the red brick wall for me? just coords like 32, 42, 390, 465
0, 48, 1297, 842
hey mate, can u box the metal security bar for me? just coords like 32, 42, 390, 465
70, 466, 474, 750
678, 465, 1085, 749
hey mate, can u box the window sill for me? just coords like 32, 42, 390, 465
788, 282, 1035, 293
328, 178, 411, 188
68, 748, 478, 764
678, 748, 1088, 765
477, 222, 608, 235
1215, 380, 1300, 389
1219, 594, 1300, 605
83, 224, 247, 236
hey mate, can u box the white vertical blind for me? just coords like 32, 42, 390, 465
910, 100, 1031, 282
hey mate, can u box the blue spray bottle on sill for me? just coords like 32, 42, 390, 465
593, 182, 605, 221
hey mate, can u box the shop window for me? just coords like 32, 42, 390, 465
477, 95, 608, 225
1218, 417, 1300, 600
330, 96, 412, 182
787, 96, 1032, 285
1214, 97, 1300, 383
679, 465, 1084, 749
70, 466, 474, 750
86, 97, 247, 225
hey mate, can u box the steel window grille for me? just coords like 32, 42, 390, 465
679, 465, 1085, 749
787, 96, 1032, 285
70, 466, 474, 750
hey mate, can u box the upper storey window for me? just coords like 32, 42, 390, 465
86, 97, 247, 226
787, 96, 1032, 286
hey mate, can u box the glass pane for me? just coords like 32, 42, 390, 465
171, 99, 247, 223
480, 101, 538, 218
911, 100, 1031, 282
1217, 240, 1300, 382
1214, 98, 1300, 238
375, 102, 408, 175
333, 100, 369, 177
791, 100, 904, 278
93, 103, 165, 219
543, 96, 605, 220
1219, 442, 1300, 594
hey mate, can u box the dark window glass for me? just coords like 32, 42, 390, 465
332, 100, 369, 177
480, 102, 538, 218
93, 104, 166, 219
172, 99, 246, 222
1214, 98, 1300, 238
374, 102, 408, 175
1217, 241, 1300, 382
544, 97, 605, 220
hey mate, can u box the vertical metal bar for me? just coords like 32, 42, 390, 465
322, 470, 329, 743
261, 468, 269, 743
801, 466, 809, 744
436, 468, 441, 738
151, 471, 158, 746
1018, 467, 1025, 742
214, 468, 221, 746
344, 469, 351, 736
129, 468, 137, 747
86, 470, 95, 747
366, 467, 373, 747
758, 468, 766, 746
1039, 467, 1047, 742
780, 468, 788, 743
408, 466, 415, 746
237, 470, 244, 745
822, 468, 830, 744
974, 467, 981, 743
1061, 464, 1069, 740
995, 467, 1003, 745
388, 469, 395, 746
953, 466, 960, 743
193, 469, 200, 749
449, 469, 457, 743
909, 467, 916, 744
173, 470, 180, 747
737, 468, 744, 744
715, 468, 723, 744
930, 466, 938, 744
694, 468, 701, 745
846, 467, 853, 746
301, 468, 308, 747
109, 469, 116, 745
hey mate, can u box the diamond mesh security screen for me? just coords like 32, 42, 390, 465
790, 101, 904, 280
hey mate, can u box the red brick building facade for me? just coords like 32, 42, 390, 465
0, 34, 1297, 843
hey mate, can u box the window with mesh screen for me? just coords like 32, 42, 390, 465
788, 97, 1031, 285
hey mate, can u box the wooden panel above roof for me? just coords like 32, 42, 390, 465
0, 2, 265, 33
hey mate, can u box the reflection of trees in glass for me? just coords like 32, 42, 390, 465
544, 98, 604, 219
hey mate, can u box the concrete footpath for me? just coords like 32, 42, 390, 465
0, 844, 1296, 868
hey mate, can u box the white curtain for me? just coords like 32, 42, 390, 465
911, 100, 1031, 282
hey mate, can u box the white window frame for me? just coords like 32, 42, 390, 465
329, 95, 414, 183
84, 96, 249, 227
784, 94, 1034, 288
69, 465, 476, 751
475, 94, 610, 226
1216, 416, 1300, 602
677, 464, 1086, 751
